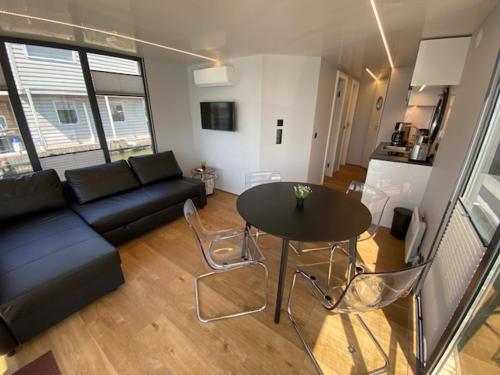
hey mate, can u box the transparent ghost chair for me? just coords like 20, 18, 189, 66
289, 181, 389, 258
184, 199, 269, 323
287, 258, 428, 374
244, 171, 282, 240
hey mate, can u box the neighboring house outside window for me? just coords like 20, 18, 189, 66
25, 45, 75, 63
53, 101, 79, 124
110, 102, 125, 122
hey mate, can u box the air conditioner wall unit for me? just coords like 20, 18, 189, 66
193, 66, 235, 87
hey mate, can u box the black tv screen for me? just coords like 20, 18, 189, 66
200, 102, 235, 131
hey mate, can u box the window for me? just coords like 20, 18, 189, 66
25, 45, 75, 62
1, 39, 154, 177
6, 42, 104, 178
110, 102, 125, 122
54, 101, 79, 124
461, 90, 500, 244
97, 95, 153, 161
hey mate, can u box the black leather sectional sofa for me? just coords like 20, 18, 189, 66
0, 151, 206, 354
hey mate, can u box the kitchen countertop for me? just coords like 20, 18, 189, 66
370, 142, 433, 166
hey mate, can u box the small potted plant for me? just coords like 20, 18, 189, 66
293, 184, 312, 209
200, 160, 207, 170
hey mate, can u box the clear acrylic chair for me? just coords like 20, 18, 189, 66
244, 171, 282, 240
289, 181, 389, 256
287, 258, 428, 374
184, 199, 269, 323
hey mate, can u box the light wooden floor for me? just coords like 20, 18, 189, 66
3, 165, 416, 375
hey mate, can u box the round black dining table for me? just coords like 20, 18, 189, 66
237, 182, 372, 323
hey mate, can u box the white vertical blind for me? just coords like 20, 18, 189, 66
421, 201, 486, 359
40, 150, 106, 180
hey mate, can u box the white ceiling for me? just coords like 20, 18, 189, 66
0, 0, 497, 79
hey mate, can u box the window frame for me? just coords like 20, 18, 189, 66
52, 100, 80, 125
24, 44, 76, 63
109, 101, 126, 122
0, 36, 157, 172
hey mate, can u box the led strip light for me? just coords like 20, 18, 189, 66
369, 0, 394, 69
365, 67, 378, 81
0, 10, 218, 63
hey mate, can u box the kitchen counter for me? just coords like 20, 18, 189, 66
366, 144, 433, 228
370, 142, 433, 166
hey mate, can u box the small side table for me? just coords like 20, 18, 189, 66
191, 167, 217, 196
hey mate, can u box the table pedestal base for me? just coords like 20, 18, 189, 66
274, 239, 289, 324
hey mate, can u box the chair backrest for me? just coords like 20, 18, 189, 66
183, 199, 219, 269
245, 171, 281, 190
346, 181, 389, 240
331, 262, 428, 313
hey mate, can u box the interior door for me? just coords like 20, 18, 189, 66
324, 73, 348, 177
361, 81, 388, 168
339, 79, 360, 167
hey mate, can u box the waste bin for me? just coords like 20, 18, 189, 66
391, 207, 412, 239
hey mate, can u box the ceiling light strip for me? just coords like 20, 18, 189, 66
0, 10, 218, 62
369, 0, 394, 69
365, 68, 378, 81
418, 84, 426, 92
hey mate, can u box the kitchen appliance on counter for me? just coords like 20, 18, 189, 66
409, 135, 430, 161
391, 122, 412, 147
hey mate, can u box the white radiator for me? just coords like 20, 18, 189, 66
421, 201, 486, 359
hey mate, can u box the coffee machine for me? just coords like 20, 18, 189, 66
391, 122, 411, 147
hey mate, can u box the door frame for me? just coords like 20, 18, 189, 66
321, 70, 349, 183
338, 79, 360, 168
361, 80, 388, 168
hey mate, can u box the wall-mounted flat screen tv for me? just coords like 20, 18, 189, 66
200, 102, 236, 131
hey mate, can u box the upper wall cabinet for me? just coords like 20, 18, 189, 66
411, 37, 471, 86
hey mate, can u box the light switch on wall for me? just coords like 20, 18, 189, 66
276, 129, 282, 144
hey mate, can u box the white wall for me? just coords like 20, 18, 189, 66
187, 56, 263, 194
420, 3, 500, 359
376, 66, 413, 145
143, 58, 196, 175
187, 54, 321, 194
308, 59, 338, 183
259, 55, 321, 183
346, 79, 377, 165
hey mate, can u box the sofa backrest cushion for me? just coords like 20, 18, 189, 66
128, 151, 183, 185
65, 160, 140, 204
0, 169, 67, 223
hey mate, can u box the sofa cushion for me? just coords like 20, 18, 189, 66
128, 151, 183, 185
65, 160, 140, 204
72, 178, 201, 233
0, 208, 122, 341
0, 169, 66, 223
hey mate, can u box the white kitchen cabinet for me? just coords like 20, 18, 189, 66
365, 159, 432, 228
411, 37, 471, 87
